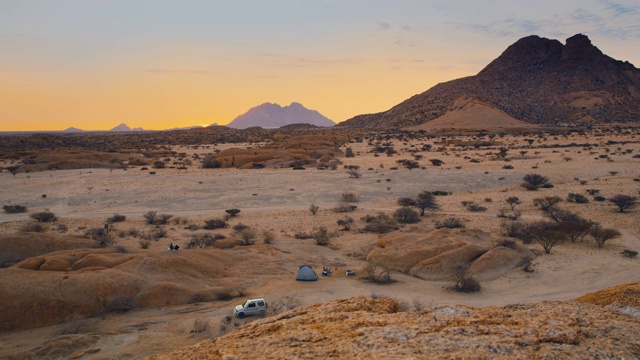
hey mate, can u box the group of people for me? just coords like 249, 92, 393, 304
169, 243, 180, 251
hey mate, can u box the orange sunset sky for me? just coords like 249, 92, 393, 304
1, 0, 639, 131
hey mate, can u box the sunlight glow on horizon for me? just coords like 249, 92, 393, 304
1, 0, 639, 131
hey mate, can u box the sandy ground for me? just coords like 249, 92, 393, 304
1, 130, 639, 358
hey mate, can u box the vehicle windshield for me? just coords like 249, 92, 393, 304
243, 300, 251, 307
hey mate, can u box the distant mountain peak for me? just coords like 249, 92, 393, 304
110, 123, 144, 132
227, 102, 335, 129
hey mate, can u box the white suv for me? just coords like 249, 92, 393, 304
234, 298, 267, 318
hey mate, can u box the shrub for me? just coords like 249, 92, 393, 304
466, 203, 487, 212
393, 207, 420, 224
143, 211, 157, 224
590, 226, 621, 247
332, 204, 357, 213
139, 240, 151, 249
192, 317, 210, 333
262, 230, 275, 244
435, 217, 464, 229
107, 214, 126, 223
20, 222, 45, 233
621, 249, 638, 258
85, 227, 113, 247
202, 156, 221, 168
431, 190, 450, 196
203, 218, 228, 230
453, 265, 481, 293
361, 213, 399, 234
567, 193, 589, 204
364, 263, 393, 284
346, 169, 362, 178
341, 192, 360, 203
594, 195, 606, 202
337, 216, 354, 231
429, 159, 444, 166
501, 221, 529, 241
187, 233, 225, 248
3, 205, 27, 214
30, 211, 56, 223
522, 173, 550, 190
232, 223, 250, 232
309, 204, 319, 215
557, 218, 593, 243
237, 229, 256, 246
312, 227, 331, 246
608, 194, 638, 213
294, 232, 312, 239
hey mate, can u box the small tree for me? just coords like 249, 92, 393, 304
225, 209, 241, 217
453, 264, 481, 293
393, 207, 420, 224
533, 196, 562, 212
341, 192, 360, 203
506, 196, 522, 210
397, 197, 416, 207
309, 204, 319, 215
237, 229, 256, 246
361, 213, 399, 234
203, 218, 228, 230
608, 194, 637, 213
590, 225, 621, 247
529, 221, 567, 254
6, 166, 20, 178
414, 191, 439, 216
30, 211, 56, 223
313, 227, 331, 246
143, 211, 157, 225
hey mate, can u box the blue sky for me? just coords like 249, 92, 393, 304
1, 0, 639, 130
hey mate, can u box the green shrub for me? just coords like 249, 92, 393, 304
393, 207, 420, 224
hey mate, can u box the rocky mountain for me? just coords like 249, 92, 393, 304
227, 102, 335, 129
149, 284, 640, 359
62, 127, 84, 133
339, 34, 640, 129
110, 123, 144, 132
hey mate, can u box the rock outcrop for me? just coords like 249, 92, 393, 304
339, 34, 640, 129
148, 290, 640, 359
367, 228, 533, 281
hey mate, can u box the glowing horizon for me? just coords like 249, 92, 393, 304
1, 1, 639, 131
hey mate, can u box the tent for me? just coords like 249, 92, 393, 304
296, 265, 318, 281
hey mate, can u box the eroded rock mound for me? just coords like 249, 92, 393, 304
367, 228, 533, 281
147, 295, 640, 359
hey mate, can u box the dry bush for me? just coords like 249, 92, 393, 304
192, 317, 210, 334
203, 218, 228, 230
127, 227, 140, 237
85, 227, 113, 247
567, 193, 589, 204
187, 233, 225, 248
313, 227, 331, 246
3, 204, 27, 214
364, 263, 393, 284
341, 192, 360, 202
20, 222, 46, 233
435, 217, 464, 229
30, 211, 56, 222
309, 204, 319, 215
361, 213, 399, 234
237, 229, 257, 246
393, 207, 420, 224
528, 221, 567, 254
533, 196, 562, 211
453, 265, 481, 293
262, 230, 275, 244
332, 204, 358, 213
139, 240, 151, 249
107, 214, 126, 223
608, 194, 637, 213
143, 211, 173, 225
294, 232, 313, 239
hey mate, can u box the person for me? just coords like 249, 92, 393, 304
174, 244, 179, 251
169, 243, 174, 251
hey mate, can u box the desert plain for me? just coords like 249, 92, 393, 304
0, 126, 639, 359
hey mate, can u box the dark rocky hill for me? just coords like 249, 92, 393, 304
339, 34, 640, 129
227, 102, 335, 129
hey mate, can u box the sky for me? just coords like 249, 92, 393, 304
1, 0, 639, 131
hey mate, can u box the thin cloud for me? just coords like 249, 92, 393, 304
598, 0, 637, 17
378, 22, 391, 30
147, 69, 217, 75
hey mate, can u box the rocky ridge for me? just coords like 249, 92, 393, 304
339, 34, 640, 129
227, 102, 335, 129
147, 286, 640, 359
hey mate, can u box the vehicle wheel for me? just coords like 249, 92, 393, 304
237, 312, 245, 319
259, 310, 266, 317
